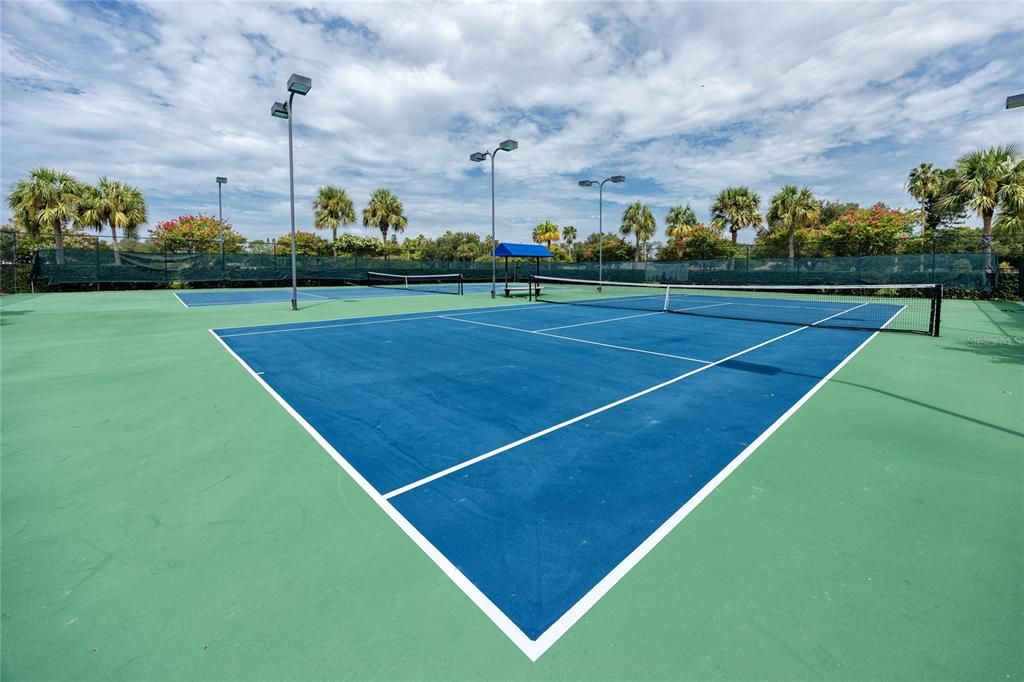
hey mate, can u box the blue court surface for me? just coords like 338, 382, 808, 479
212, 298, 887, 659
176, 282, 495, 307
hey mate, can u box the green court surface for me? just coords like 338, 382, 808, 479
1, 288, 1021, 680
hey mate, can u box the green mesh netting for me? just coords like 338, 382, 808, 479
31, 249, 994, 291
535, 254, 993, 290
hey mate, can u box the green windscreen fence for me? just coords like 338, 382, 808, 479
32, 249, 995, 291
31, 250, 499, 285
537, 254, 994, 289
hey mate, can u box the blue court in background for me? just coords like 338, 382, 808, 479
213, 299, 880, 645
177, 282, 495, 307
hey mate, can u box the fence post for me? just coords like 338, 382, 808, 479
95, 236, 100, 290
12, 229, 17, 294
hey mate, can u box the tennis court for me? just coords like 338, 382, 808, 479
211, 285, 923, 658
1, 284, 1020, 679
177, 273, 493, 308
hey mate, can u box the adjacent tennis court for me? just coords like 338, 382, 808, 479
176, 273, 492, 307
211, 284, 912, 658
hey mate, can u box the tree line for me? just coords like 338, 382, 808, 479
6, 168, 147, 265
525, 144, 1022, 262
6, 143, 1021, 267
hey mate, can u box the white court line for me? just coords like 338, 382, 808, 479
527, 303, 905, 656
439, 315, 712, 364
384, 322, 811, 501
215, 302, 561, 338
672, 301, 734, 312
172, 292, 189, 309
535, 310, 661, 332
209, 329, 542, 660
813, 302, 869, 325
218, 313, 444, 337
175, 286, 484, 309
387, 301, 868, 500
212, 299, 883, 661
298, 291, 331, 299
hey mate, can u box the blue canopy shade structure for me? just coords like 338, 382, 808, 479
493, 243, 554, 295
493, 243, 554, 258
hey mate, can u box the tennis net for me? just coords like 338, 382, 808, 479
530, 276, 942, 335
367, 271, 464, 295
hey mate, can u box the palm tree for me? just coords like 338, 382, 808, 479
102, 179, 147, 265
766, 185, 820, 260
665, 204, 698, 239
6, 167, 82, 265
906, 163, 942, 233
532, 220, 560, 248
995, 157, 1024, 235
710, 187, 762, 244
562, 225, 577, 258
313, 186, 356, 256
362, 188, 407, 243
941, 144, 1022, 258
620, 201, 656, 261
77, 178, 148, 265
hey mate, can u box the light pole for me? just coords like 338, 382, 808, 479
216, 176, 227, 260
578, 175, 625, 285
271, 73, 312, 310
470, 139, 518, 298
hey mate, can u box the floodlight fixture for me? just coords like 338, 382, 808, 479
578, 174, 626, 285
1007, 93, 1024, 110
216, 177, 228, 258
469, 139, 520, 297
271, 73, 312, 310
287, 74, 312, 96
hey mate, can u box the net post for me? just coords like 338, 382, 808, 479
931, 284, 943, 336
662, 284, 671, 312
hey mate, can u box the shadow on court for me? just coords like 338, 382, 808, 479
832, 378, 1024, 438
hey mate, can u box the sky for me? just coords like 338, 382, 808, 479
1, 1, 1022, 245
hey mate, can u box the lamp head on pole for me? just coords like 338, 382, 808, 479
271, 101, 289, 119
216, 176, 228, 184
609, 175, 626, 183
470, 152, 488, 162
498, 139, 518, 152
1007, 93, 1024, 110
578, 180, 594, 187
287, 74, 312, 96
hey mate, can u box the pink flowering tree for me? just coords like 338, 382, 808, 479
656, 224, 738, 260
821, 203, 919, 256
149, 214, 246, 253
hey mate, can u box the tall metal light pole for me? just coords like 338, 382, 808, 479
271, 73, 312, 310
578, 175, 625, 285
470, 139, 518, 298
216, 176, 227, 259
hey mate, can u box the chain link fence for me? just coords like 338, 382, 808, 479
4, 229, 1015, 297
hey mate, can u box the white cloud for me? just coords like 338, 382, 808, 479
1, 1, 1022, 244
